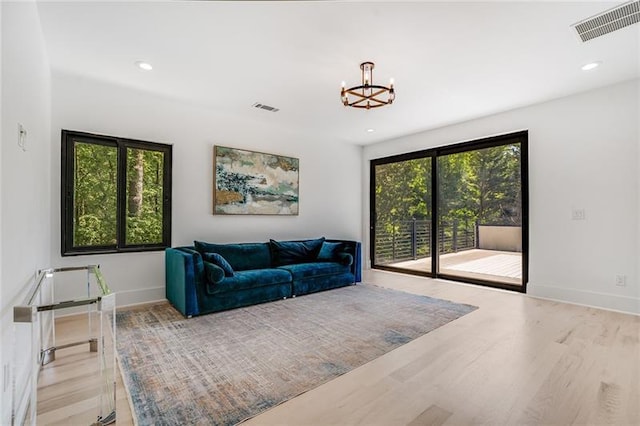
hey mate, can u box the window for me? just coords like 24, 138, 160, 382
61, 130, 172, 255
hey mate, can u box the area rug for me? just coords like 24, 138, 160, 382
116, 284, 477, 425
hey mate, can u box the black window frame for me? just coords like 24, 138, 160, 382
61, 129, 172, 256
370, 130, 529, 293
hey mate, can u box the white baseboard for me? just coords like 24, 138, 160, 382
528, 283, 639, 315
54, 286, 167, 318
115, 286, 165, 307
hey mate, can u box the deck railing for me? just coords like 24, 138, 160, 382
374, 219, 477, 265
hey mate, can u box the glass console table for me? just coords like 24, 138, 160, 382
12, 265, 116, 425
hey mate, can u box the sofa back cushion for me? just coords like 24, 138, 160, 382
269, 237, 325, 266
194, 241, 271, 271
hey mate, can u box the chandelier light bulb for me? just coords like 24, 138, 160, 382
362, 62, 372, 86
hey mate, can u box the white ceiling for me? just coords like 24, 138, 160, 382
37, 1, 640, 145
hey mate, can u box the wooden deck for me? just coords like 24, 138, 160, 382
388, 249, 522, 286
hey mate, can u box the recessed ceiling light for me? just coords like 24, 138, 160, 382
367, 128, 375, 133
135, 61, 153, 71
581, 61, 601, 71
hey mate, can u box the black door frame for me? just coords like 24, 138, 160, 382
369, 131, 529, 293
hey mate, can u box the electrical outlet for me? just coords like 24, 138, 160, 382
572, 208, 586, 220
615, 274, 627, 287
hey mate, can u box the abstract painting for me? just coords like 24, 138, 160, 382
214, 146, 299, 215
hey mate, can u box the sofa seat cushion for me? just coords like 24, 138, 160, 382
277, 262, 350, 280
206, 268, 292, 295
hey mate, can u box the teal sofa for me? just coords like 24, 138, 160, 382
165, 238, 361, 317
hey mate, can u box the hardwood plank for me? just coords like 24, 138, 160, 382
408, 404, 452, 426
37, 270, 639, 425
246, 271, 639, 425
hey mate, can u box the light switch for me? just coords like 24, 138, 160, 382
571, 208, 586, 220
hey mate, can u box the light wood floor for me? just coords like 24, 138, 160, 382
38, 270, 640, 425
37, 315, 132, 425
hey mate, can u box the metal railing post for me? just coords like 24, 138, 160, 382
411, 218, 417, 260
465, 219, 469, 249
427, 220, 432, 256
452, 220, 458, 252
392, 228, 396, 261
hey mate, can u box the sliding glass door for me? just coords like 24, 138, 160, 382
372, 157, 432, 273
370, 131, 528, 291
437, 143, 523, 286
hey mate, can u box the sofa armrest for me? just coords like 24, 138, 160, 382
352, 241, 362, 282
326, 239, 362, 283
165, 247, 203, 317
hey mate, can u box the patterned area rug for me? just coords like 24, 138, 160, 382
116, 284, 477, 425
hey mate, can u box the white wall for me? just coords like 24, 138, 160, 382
50, 71, 362, 306
364, 80, 639, 314
0, 0, 4, 420
0, 1, 52, 422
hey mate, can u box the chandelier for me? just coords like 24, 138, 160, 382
340, 61, 395, 109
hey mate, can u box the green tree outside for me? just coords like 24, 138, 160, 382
73, 143, 118, 246
73, 143, 165, 247
374, 143, 522, 262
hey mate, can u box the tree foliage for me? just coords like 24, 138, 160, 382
126, 148, 164, 245
74, 143, 118, 246
374, 144, 522, 229
375, 158, 431, 220
73, 143, 164, 247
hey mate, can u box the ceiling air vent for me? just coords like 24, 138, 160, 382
571, 0, 639, 42
252, 102, 280, 112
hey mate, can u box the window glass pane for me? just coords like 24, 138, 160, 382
374, 158, 432, 273
73, 142, 118, 247
125, 148, 164, 245
438, 143, 522, 286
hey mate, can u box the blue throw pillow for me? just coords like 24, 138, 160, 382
337, 252, 354, 266
270, 237, 325, 266
317, 242, 344, 261
203, 252, 235, 277
204, 262, 225, 284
